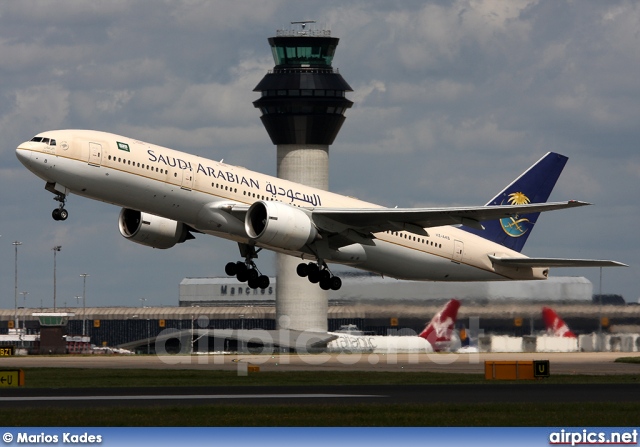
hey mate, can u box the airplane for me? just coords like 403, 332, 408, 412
542, 307, 577, 338
15, 130, 626, 292
325, 299, 461, 353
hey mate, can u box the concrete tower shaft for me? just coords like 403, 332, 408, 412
253, 23, 352, 332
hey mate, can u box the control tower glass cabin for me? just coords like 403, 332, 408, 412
253, 26, 353, 145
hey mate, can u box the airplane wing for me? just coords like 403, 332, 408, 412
222, 200, 589, 243
309, 200, 589, 236
488, 255, 627, 268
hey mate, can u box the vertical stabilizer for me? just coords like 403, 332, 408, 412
462, 152, 568, 252
542, 307, 576, 338
419, 299, 460, 351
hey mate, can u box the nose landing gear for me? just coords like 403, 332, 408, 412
52, 193, 68, 221
45, 182, 69, 221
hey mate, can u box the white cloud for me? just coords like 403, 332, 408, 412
1, 1, 637, 306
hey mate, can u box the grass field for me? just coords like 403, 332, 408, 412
2, 402, 639, 427
1, 368, 639, 426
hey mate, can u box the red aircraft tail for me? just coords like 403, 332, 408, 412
419, 299, 460, 351
542, 307, 576, 338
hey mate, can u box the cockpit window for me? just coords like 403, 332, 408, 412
29, 136, 55, 145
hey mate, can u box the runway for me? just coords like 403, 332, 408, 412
1, 383, 639, 408
2, 351, 640, 375
1, 352, 638, 408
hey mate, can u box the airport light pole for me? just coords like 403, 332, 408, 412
139, 298, 149, 354
80, 273, 89, 337
598, 266, 603, 352
52, 245, 61, 310
20, 291, 28, 336
13, 241, 22, 330
20, 291, 29, 310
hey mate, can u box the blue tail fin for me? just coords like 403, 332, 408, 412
462, 152, 568, 252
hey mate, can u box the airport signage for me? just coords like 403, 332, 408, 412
0, 369, 24, 387
533, 360, 550, 378
0, 346, 15, 356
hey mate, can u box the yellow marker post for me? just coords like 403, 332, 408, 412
0, 370, 25, 387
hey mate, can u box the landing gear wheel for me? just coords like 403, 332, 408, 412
52, 209, 61, 221
236, 267, 249, 283
330, 276, 342, 291
319, 277, 332, 290
58, 209, 68, 221
247, 269, 259, 282
225, 262, 237, 276
296, 263, 308, 277
258, 275, 270, 289
308, 270, 320, 284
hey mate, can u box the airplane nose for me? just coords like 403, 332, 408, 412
15, 145, 32, 167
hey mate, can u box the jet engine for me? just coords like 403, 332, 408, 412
118, 208, 194, 249
245, 201, 318, 251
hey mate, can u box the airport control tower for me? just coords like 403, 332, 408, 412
253, 22, 353, 332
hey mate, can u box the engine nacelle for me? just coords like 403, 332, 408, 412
245, 201, 318, 251
118, 208, 194, 249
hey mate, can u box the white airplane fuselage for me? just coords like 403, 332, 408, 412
16, 129, 545, 282
325, 333, 435, 354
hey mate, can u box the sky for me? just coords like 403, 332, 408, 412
0, 0, 638, 309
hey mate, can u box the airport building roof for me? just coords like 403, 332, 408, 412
179, 274, 594, 306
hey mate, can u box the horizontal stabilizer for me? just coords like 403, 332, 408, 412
488, 255, 627, 268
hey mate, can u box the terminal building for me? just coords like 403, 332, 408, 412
178, 274, 594, 307
1, 274, 638, 352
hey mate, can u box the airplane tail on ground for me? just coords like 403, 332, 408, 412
419, 299, 461, 351
462, 152, 568, 253
542, 306, 576, 338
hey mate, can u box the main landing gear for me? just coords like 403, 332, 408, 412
52, 193, 68, 221
296, 262, 342, 291
225, 244, 270, 290
225, 260, 270, 290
